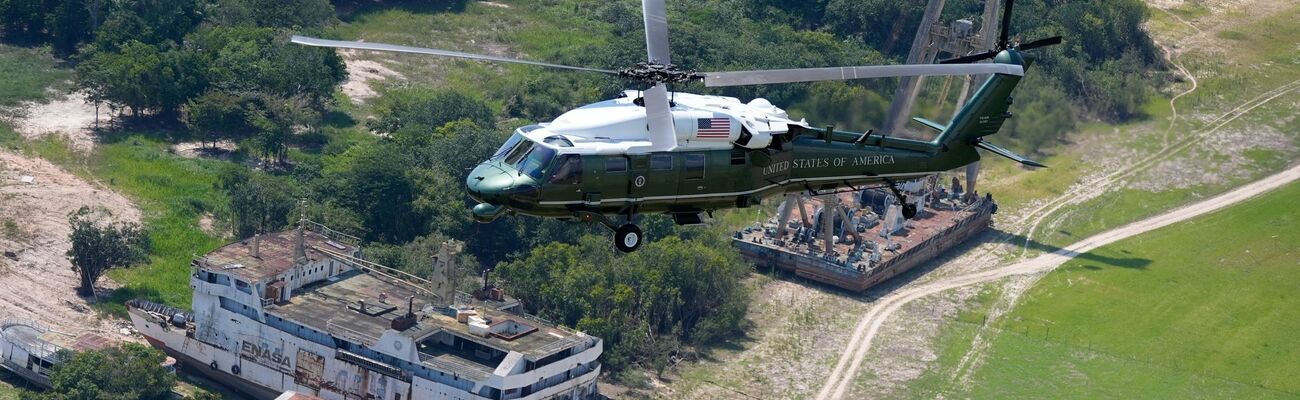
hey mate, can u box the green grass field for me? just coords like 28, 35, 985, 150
0, 44, 70, 107
915, 179, 1300, 398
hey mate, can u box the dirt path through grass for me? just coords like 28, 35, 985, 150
817, 161, 1300, 400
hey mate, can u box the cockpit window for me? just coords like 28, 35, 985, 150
518, 146, 557, 180
503, 139, 534, 165
493, 133, 525, 160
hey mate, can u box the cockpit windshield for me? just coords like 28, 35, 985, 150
493, 133, 525, 160
518, 146, 557, 180
502, 139, 534, 165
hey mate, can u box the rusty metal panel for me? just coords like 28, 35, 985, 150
294, 349, 325, 389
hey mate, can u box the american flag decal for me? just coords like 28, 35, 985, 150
697, 117, 732, 138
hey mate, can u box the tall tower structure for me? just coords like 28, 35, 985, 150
430, 240, 464, 306
882, 0, 1002, 139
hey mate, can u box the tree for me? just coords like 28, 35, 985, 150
217, 165, 298, 238
89, 0, 202, 52
65, 207, 150, 297
183, 90, 251, 148
496, 235, 751, 372
211, 0, 336, 29
186, 26, 346, 107
367, 88, 495, 134
22, 343, 175, 400
74, 41, 207, 118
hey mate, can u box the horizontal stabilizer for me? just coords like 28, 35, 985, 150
974, 140, 1047, 168
912, 117, 947, 133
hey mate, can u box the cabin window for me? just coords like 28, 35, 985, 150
235, 279, 252, 294
650, 155, 673, 171
684, 154, 706, 180
550, 155, 582, 184
605, 157, 626, 173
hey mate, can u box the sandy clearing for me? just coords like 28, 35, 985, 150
171, 140, 237, 160
340, 49, 405, 104
13, 92, 101, 152
819, 162, 1300, 400
0, 151, 141, 340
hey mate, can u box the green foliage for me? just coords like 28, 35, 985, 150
0, 0, 94, 55
75, 40, 206, 117
216, 165, 298, 238
367, 88, 495, 134
211, 0, 337, 29
66, 207, 150, 297
186, 26, 346, 106
498, 235, 751, 372
183, 90, 251, 146
23, 343, 175, 400
89, 0, 203, 53
1000, 74, 1077, 154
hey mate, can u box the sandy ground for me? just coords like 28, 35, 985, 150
340, 49, 404, 104
13, 92, 101, 152
0, 151, 141, 340
171, 140, 238, 160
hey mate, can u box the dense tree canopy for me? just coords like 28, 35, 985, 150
23, 343, 175, 400
498, 234, 751, 373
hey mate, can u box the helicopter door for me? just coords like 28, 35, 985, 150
628, 154, 678, 204
678, 153, 709, 200
544, 154, 583, 204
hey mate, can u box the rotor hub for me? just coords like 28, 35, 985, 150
617, 62, 702, 85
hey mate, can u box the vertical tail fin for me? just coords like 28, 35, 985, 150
932, 50, 1045, 168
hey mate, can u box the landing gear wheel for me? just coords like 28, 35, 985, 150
614, 224, 643, 253
902, 204, 918, 219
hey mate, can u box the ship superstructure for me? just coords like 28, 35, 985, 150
128, 221, 601, 400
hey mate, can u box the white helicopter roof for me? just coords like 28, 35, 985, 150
519, 90, 808, 155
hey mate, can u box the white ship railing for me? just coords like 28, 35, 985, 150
0, 319, 67, 360
304, 219, 362, 247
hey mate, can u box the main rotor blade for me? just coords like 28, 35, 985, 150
939, 50, 1000, 64
638, 84, 677, 152
999, 0, 1015, 50
1018, 36, 1062, 51
703, 63, 1023, 87
290, 36, 618, 75
642, 0, 671, 64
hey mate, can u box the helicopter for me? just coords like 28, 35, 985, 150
293, 0, 1060, 252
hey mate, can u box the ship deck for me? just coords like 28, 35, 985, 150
0, 319, 117, 360
267, 270, 592, 363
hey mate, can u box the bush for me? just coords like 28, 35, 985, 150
367, 88, 495, 135
497, 236, 752, 372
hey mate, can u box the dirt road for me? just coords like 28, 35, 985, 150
815, 162, 1300, 399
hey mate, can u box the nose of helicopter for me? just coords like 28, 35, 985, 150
465, 162, 538, 222
466, 162, 512, 203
